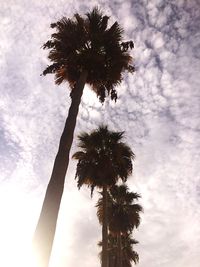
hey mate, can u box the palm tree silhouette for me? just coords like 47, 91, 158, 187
99, 234, 139, 267
120, 234, 139, 267
97, 184, 142, 267
73, 126, 134, 267
33, 7, 134, 267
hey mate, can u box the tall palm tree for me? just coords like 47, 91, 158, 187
73, 126, 134, 267
97, 184, 142, 267
33, 7, 134, 267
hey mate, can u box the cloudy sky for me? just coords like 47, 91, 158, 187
0, 0, 200, 267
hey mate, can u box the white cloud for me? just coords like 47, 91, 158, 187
0, 1, 200, 267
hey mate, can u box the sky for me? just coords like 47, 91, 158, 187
0, 0, 200, 267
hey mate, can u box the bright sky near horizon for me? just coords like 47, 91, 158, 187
0, 1, 200, 267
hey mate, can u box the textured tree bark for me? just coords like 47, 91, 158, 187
109, 250, 115, 267
33, 70, 88, 267
102, 184, 108, 267
117, 233, 122, 267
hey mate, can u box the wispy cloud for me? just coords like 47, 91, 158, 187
0, 1, 200, 267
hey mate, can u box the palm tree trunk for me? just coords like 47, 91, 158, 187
102, 184, 108, 267
33, 70, 88, 267
110, 253, 116, 267
117, 233, 122, 267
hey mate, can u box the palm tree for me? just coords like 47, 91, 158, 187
33, 7, 134, 267
73, 126, 134, 267
120, 234, 139, 267
97, 184, 142, 267
109, 185, 142, 267
99, 234, 139, 267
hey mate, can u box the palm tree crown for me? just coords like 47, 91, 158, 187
97, 184, 143, 235
43, 7, 134, 102
120, 234, 139, 266
107, 184, 143, 235
99, 234, 139, 267
73, 126, 135, 195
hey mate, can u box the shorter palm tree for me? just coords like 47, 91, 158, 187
120, 234, 139, 267
97, 184, 142, 267
99, 234, 139, 267
73, 126, 134, 267
108, 185, 142, 234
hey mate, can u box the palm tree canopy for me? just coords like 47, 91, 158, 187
98, 234, 139, 266
42, 7, 134, 102
97, 184, 143, 234
73, 126, 135, 195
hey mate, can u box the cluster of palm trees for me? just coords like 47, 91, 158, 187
33, 7, 142, 267
73, 126, 142, 267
